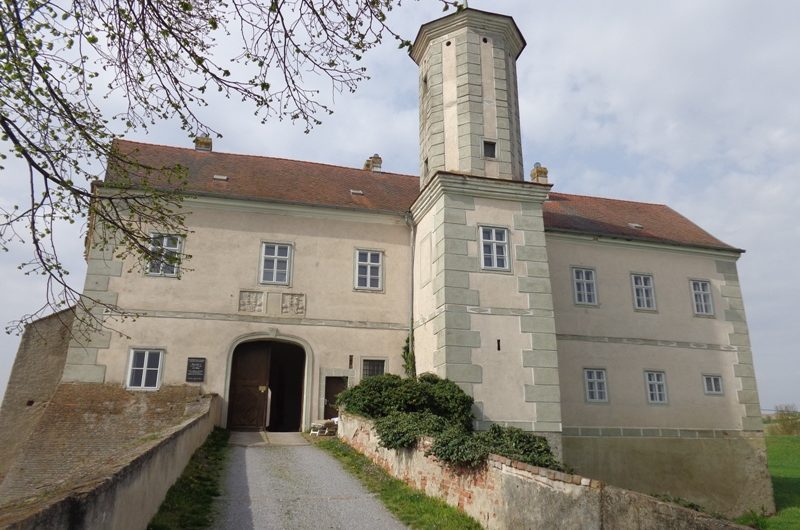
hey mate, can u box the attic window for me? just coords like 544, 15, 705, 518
350, 189, 364, 196
483, 141, 496, 159
213, 174, 229, 181
628, 222, 644, 230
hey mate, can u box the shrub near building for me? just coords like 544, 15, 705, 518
336, 374, 563, 470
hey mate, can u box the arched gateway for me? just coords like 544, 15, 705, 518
227, 340, 306, 432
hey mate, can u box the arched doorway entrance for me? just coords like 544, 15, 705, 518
227, 340, 306, 432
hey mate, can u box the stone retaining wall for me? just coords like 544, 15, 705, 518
339, 413, 745, 529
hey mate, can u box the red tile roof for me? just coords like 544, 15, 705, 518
107, 139, 739, 252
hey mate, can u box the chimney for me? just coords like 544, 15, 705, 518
194, 135, 212, 152
363, 153, 383, 172
531, 162, 549, 184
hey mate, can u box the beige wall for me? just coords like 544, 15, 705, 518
547, 234, 748, 431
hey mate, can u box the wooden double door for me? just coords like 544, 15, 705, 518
228, 340, 306, 431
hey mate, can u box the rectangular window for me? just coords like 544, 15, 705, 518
483, 140, 497, 159
147, 235, 182, 277
645, 371, 668, 403
480, 227, 509, 271
573, 268, 598, 305
703, 375, 723, 395
691, 280, 714, 315
362, 359, 385, 378
584, 369, 608, 402
262, 243, 292, 285
355, 250, 383, 290
631, 274, 656, 310
128, 350, 163, 390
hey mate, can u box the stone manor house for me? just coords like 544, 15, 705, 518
1, 7, 773, 518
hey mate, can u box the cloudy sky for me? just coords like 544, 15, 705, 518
1, 0, 797, 410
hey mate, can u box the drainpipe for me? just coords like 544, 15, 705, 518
404, 211, 416, 376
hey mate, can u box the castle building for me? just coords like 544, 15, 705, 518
2, 8, 773, 516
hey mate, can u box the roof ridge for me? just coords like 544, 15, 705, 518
114, 138, 420, 180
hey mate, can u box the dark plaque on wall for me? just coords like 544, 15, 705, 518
186, 357, 206, 383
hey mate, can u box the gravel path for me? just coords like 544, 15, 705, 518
213, 432, 406, 530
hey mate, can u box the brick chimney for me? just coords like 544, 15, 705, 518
363, 154, 383, 172
194, 135, 212, 152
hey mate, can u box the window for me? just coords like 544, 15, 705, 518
573, 268, 598, 305
480, 227, 509, 271
703, 375, 723, 395
584, 369, 608, 402
691, 280, 714, 315
128, 350, 163, 390
362, 359, 385, 378
355, 250, 383, 290
645, 371, 668, 404
147, 235, 182, 277
631, 274, 656, 310
261, 243, 292, 284
483, 140, 496, 159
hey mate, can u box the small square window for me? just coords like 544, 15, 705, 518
480, 227, 510, 271
691, 280, 714, 316
128, 350, 163, 390
703, 375, 723, 395
362, 359, 385, 378
483, 141, 496, 159
355, 250, 383, 290
573, 267, 598, 305
645, 371, 668, 404
147, 235, 182, 277
584, 369, 608, 402
262, 243, 292, 285
631, 274, 656, 310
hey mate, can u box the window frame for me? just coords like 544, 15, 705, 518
703, 374, 724, 396
690, 279, 715, 317
583, 368, 609, 403
572, 267, 599, 306
260, 241, 293, 286
360, 357, 386, 380
126, 349, 164, 391
644, 370, 668, 404
479, 226, 511, 272
630, 273, 657, 311
146, 234, 183, 277
354, 249, 384, 292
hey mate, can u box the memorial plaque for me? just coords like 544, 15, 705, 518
186, 357, 206, 383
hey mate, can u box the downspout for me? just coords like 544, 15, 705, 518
404, 211, 416, 377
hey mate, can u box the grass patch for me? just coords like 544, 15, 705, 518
148, 428, 230, 530
763, 436, 800, 529
311, 436, 482, 530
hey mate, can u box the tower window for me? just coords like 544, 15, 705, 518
483, 141, 496, 159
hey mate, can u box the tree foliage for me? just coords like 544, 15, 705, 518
0, 0, 461, 333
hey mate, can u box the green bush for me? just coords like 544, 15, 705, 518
417, 373, 474, 430
477, 425, 563, 471
336, 374, 406, 418
375, 411, 446, 450
428, 426, 488, 468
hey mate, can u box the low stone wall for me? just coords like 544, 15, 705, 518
338, 414, 745, 530
0, 392, 221, 530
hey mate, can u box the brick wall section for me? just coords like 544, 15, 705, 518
0, 383, 211, 511
0, 309, 74, 482
338, 414, 746, 530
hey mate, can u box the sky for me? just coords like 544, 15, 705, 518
1, 0, 798, 410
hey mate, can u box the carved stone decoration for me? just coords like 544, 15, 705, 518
281, 293, 306, 316
238, 291, 264, 313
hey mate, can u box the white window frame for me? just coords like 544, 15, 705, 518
480, 226, 510, 271
361, 358, 386, 379
703, 374, 724, 395
691, 279, 715, 316
261, 242, 293, 285
572, 267, 598, 305
631, 273, 657, 311
584, 368, 608, 403
126, 349, 164, 390
644, 371, 668, 404
354, 249, 384, 291
146, 234, 182, 277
